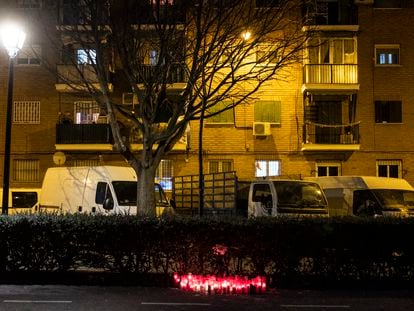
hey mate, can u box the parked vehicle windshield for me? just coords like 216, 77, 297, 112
273, 181, 328, 208
372, 189, 414, 209
112, 181, 168, 205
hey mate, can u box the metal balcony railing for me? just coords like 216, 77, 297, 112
56, 124, 113, 144
303, 64, 358, 84
136, 64, 188, 84
303, 121, 360, 145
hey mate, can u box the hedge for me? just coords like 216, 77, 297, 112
1, 214, 414, 287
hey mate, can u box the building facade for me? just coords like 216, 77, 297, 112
0, 0, 413, 197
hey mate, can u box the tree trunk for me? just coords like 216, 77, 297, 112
137, 166, 157, 217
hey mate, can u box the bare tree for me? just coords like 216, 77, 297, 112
36, 0, 311, 217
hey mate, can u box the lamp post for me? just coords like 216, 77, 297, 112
1, 23, 26, 215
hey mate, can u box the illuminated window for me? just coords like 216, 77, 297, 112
375, 100, 402, 123
255, 160, 281, 177
156, 160, 173, 190
377, 160, 402, 178
151, 0, 174, 5
16, 45, 41, 65
77, 49, 96, 65
13, 101, 40, 124
308, 38, 356, 64
375, 45, 400, 65
74, 101, 100, 124
13, 159, 39, 182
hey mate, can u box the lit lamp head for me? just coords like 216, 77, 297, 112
1, 22, 26, 58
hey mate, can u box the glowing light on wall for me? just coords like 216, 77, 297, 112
173, 273, 266, 295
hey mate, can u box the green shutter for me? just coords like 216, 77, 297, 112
254, 101, 281, 124
207, 101, 234, 124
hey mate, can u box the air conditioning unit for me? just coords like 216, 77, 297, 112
253, 122, 271, 136
122, 92, 138, 105
354, 0, 374, 4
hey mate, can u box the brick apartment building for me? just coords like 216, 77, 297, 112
0, 0, 413, 196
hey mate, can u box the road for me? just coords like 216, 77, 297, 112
0, 285, 413, 310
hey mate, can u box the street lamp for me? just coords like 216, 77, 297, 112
1, 22, 26, 215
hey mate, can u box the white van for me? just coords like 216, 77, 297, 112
305, 176, 414, 217
39, 166, 170, 215
0, 188, 41, 215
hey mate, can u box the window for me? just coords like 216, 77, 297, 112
16, 45, 41, 65
308, 38, 356, 64
17, 0, 41, 8
375, 100, 402, 123
156, 159, 173, 190
374, 0, 403, 8
13, 101, 40, 124
151, 0, 174, 5
255, 160, 281, 177
13, 159, 39, 182
254, 101, 281, 124
209, 160, 233, 174
377, 160, 402, 178
74, 101, 100, 124
375, 45, 400, 65
316, 162, 340, 176
77, 49, 96, 65
206, 101, 234, 124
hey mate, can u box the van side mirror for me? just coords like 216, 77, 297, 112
103, 198, 114, 210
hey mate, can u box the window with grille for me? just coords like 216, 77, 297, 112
16, 45, 41, 65
375, 100, 402, 123
255, 160, 281, 177
377, 160, 402, 178
208, 160, 233, 174
254, 101, 281, 124
206, 101, 234, 124
13, 101, 40, 124
316, 162, 341, 176
74, 101, 100, 124
13, 159, 39, 182
375, 45, 400, 66
156, 160, 173, 190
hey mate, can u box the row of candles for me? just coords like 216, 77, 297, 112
173, 273, 267, 295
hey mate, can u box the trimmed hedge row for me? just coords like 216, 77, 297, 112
1, 214, 414, 287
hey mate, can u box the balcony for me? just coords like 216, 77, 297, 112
303, 0, 358, 26
136, 64, 188, 87
55, 64, 113, 92
302, 121, 360, 151
303, 64, 359, 92
55, 124, 113, 151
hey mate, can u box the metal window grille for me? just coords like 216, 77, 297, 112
74, 101, 100, 124
156, 160, 173, 190
208, 160, 233, 174
13, 101, 40, 124
376, 160, 402, 178
13, 159, 39, 182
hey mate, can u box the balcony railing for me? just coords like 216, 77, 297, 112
57, 64, 101, 84
303, 64, 358, 84
136, 64, 188, 84
56, 124, 113, 144
303, 121, 360, 145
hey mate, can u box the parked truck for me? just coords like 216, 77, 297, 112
305, 176, 414, 217
39, 166, 171, 215
172, 172, 328, 217
0, 188, 41, 214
